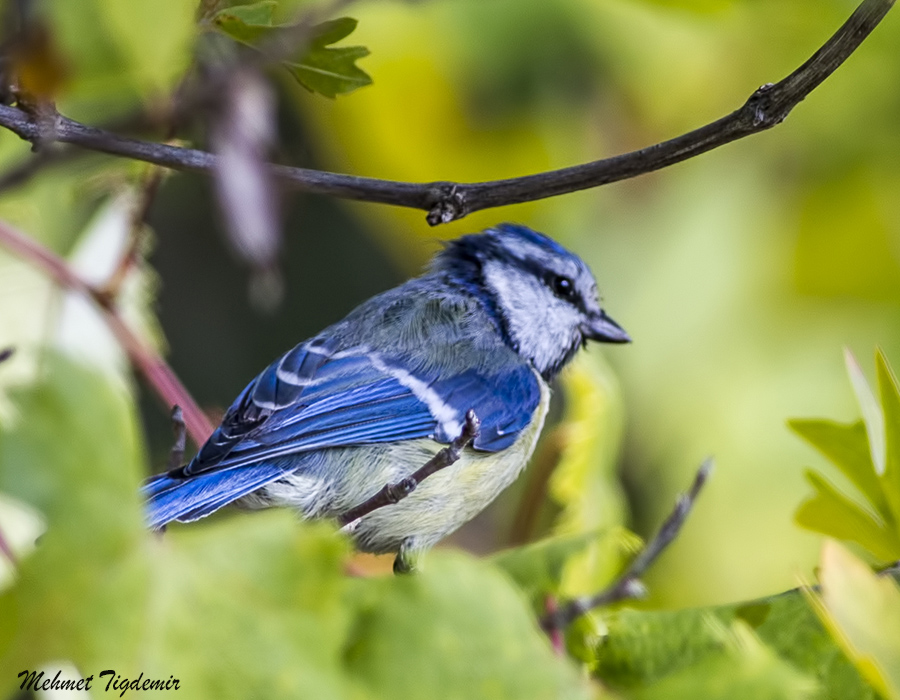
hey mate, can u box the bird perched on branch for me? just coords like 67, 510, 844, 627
145, 224, 629, 572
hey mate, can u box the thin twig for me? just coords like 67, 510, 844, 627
167, 405, 187, 470
541, 460, 713, 632
0, 0, 892, 225
338, 410, 481, 528
0, 219, 214, 446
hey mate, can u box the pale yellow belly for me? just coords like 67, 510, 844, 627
346, 378, 551, 555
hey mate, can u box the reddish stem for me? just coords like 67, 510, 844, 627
0, 218, 214, 445
544, 595, 565, 655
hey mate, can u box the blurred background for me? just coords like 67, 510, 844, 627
2, 0, 900, 608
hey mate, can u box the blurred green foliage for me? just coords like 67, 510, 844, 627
2, 0, 900, 696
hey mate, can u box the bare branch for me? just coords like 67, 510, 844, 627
541, 460, 713, 632
0, 219, 214, 446
338, 410, 481, 529
167, 405, 187, 471
0, 0, 892, 225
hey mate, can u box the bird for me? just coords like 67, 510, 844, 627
144, 223, 630, 572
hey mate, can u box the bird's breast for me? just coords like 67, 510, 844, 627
348, 372, 551, 554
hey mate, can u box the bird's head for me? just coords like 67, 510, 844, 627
435, 223, 629, 379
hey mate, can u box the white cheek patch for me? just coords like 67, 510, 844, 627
482, 260, 581, 375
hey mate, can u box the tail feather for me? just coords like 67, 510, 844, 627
143, 463, 288, 529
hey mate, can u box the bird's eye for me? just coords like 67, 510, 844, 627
551, 275, 575, 300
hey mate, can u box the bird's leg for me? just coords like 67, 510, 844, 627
393, 537, 419, 575
167, 405, 186, 471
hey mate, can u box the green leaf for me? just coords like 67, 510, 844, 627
308, 16, 359, 46
211, 12, 372, 98
594, 574, 891, 699
845, 349, 886, 477
490, 528, 640, 607
345, 552, 591, 700
626, 622, 817, 700
811, 541, 900, 700
789, 419, 890, 522
877, 350, 900, 528
549, 354, 628, 594
794, 470, 900, 562
285, 43, 372, 98
212, 1, 276, 44
219, 1, 276, 26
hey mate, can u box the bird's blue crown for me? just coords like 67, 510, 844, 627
435, 223, 576, 272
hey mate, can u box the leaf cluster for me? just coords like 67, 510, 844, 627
791, 350, 900, 562
210, 2, 372, 98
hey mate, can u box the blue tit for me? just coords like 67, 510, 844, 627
144, 223, 629, 572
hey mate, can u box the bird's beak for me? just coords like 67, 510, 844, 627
582, 311, 631, 344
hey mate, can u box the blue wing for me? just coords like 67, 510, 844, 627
144, 338, 541, 528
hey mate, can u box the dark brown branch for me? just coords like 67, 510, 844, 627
541, 459, 713, 632
0, 0, 892, 225
338, 410, 481, 528
0, 219, 214, 446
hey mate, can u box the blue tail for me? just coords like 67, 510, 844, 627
143, 463, 289, 529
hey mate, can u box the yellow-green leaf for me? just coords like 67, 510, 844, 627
794, 470, 900, 563
811, 541, 900, 700
212, 1, 276, 45
549, 353, 628, 595
285, 43, 372, 98
845, 349, 886, 477
789, 418, 890, 522
490, 528, 640, 608
877, 350, 900, 530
